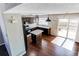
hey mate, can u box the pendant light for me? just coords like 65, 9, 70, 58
46, 16, 51, 22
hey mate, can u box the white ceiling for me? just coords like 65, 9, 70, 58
4, 3, 79, 15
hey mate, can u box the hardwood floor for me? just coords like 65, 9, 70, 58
24, 35, 79, 56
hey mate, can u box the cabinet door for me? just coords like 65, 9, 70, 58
36, 33, 42, 47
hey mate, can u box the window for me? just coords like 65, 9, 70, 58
38, 17, 48, 26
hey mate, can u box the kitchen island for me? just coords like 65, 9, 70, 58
31, 29, 43, 47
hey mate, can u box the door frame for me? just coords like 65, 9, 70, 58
57, 18, 78, 40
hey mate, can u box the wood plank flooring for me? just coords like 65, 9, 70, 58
24, 35, 79, 56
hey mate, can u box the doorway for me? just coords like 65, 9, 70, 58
54, 18, 78, 51
67, 19, 78, 40
57, 19, 78, 40
57, 19, 68, 38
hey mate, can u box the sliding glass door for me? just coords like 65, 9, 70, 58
57, 19, 68, 38
57, 18, 78, 40
67, 19, 78, 40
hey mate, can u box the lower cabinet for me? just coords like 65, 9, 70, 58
31, 33, 42, 48
36, 33, 42, 47
37, 27, 51, 35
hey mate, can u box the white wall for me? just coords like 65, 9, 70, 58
4, 14, 26, 56
0, 3, 21, 55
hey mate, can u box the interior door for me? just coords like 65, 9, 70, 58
57, 18, 78, 40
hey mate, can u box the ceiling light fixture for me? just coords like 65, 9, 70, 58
46, 17, 51, 22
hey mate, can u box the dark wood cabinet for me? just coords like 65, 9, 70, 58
36, 27, 51, 35
31, 33, 42, 48
22, 17, 35, 24
31, 34, 36, 43
36, 33, 42, 47
31, 30, 43, 48
31, 27, 37, 31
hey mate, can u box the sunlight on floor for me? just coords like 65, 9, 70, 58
29, 51, 36, 56
62, 39, 74, 51
42, 40, 48, 49
51, 36, 75, 51
51, 37, 65, 46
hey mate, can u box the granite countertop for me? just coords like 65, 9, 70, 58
37, 25, 50, 29
31, 29, 43, 35
24, 23, 50, 29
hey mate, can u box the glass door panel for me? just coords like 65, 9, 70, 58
57, 19, 68, 38
67, 19, 78, 40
